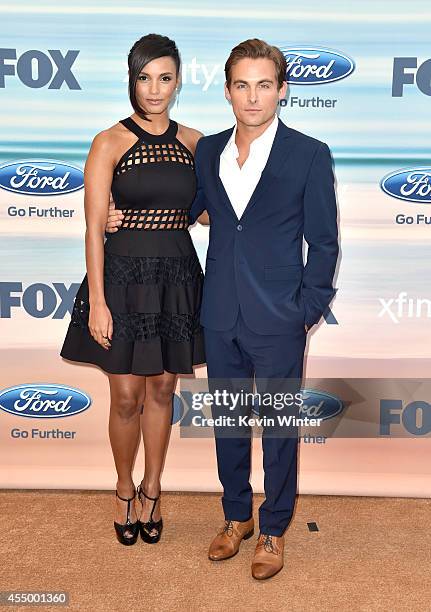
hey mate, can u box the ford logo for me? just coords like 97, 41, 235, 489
251, 388, 343, 420
0, 159, 84, 196
300, 388, 344, 420
281, 47, 355, 84
380, 167, 431, 203
0, 384, 91, 418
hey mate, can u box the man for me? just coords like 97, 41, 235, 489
106, 39, 338, 579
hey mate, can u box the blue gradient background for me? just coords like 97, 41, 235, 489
1, 0, 431, 363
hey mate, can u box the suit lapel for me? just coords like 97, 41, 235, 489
209, 118, 295, 222
211, 126, 238, 220
240, 119, 294, 221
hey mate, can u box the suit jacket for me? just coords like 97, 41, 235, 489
189, 117, 339, 334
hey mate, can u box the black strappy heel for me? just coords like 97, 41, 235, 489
113, 489, 139, 545
137, 484, 163, 544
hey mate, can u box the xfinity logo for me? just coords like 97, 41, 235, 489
281, 47, 355, 84
380, 168, 431, 203
0, 160, 84, 196
378, 292, 431, 323
392, 57, 431, 96
0, 49, 80, 89
123, 57, 221, 91
0, 282, 79, 318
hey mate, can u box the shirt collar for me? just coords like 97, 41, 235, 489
222, 114, 278, 160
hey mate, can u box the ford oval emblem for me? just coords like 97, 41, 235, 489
251, 388, 344, 420
300, 389, 344, 420
0, 159, 84, 196
0, 384, 91, 418
380, 167, 431, 203
281, 47, 355, 84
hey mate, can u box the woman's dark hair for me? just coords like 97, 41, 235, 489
128, 33, 181, 121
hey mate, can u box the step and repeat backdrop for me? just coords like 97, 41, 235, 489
1, 1, 430, 495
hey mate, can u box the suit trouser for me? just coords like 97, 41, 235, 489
203, 305, 307, 537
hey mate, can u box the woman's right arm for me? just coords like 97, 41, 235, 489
83, 131, 115, 349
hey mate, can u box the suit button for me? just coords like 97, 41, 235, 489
237, 224, 243, 231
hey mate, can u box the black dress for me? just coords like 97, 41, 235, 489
60, 117, 206, 375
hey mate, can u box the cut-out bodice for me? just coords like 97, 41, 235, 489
110, 117, 197, 225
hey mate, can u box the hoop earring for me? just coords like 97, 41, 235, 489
176, 88, 179, 108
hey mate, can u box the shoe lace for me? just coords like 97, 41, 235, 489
221, 520, 234, 536
262, 534, 275, 554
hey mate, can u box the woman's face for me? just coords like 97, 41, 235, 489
134, 55, 179, 116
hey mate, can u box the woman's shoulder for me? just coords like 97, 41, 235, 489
176, 122, 204, 154
89, 121, 131, 158
93, 121, 126, 145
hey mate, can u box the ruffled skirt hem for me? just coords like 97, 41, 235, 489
60, 325, 206, 376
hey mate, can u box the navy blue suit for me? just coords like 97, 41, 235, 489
190, 118, 338, 535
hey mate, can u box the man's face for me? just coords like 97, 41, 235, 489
224, 57, 287, 128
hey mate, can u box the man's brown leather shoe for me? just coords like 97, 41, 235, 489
208, 518, 255, 561
251, 533, 284, 580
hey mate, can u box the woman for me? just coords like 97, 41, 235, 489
60, 33, 206, 545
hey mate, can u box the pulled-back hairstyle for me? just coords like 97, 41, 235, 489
225, 38, 287, 89
128, 33, 180, 121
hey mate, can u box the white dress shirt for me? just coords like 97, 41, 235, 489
219, 114, 278, 220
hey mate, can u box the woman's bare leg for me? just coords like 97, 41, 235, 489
108, 373, 146, 538
138, 371, 177, 534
